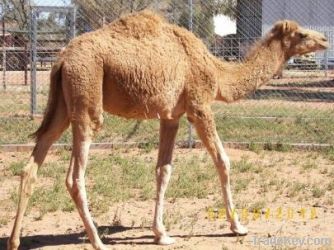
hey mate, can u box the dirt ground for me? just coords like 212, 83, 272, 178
0, 147, 333, 250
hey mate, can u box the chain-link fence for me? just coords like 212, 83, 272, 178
1, 0, 334, 147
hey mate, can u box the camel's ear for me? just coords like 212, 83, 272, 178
272, 20, 299, 36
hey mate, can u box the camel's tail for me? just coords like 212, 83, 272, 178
30, 60, 67, 141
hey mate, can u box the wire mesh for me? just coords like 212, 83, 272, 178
0, 0, 334, 146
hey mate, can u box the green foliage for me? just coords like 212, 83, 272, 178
170, 0, 236, 42
2, 0, 29, 29
67, 0, 237, 43
9, 161, 24, 176
324, 146, 334, 161
73, 0, 157, 33
248, 142, 262, 153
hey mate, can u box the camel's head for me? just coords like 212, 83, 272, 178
270, 20, 329, 58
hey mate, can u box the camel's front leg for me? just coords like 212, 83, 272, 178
65, 123, 106, 250
190, 106, 248, 235
153, 118, 179, 245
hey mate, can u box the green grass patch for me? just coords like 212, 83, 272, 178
302, 161, 316, 171
1, 98, 334, 145
87, 154, 155, 206
30, 181, 75, 215
311, 186, 326, 198
167, 156, 217, 198
232, 157, 254, 173
324, 146, 334, 161
233, 178, 251, 193
9, 161, 25, 176
7, 153, 221, 216
287, 182, 307, 198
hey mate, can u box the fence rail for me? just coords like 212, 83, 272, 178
0, 0, 334, 147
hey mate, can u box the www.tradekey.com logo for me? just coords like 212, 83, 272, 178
207, 207, 319, 221
252, 236, 332, 247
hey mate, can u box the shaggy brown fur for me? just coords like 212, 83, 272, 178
8, 10, 328, 250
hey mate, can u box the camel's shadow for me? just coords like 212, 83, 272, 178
0, 225, 237, 249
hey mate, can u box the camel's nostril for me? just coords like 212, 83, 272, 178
322, 37, 328, 42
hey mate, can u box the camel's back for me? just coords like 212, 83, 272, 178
106, 10, 167, 39
63, 10, 212, 70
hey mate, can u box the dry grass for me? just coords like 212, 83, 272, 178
0, 146, 334, 249
1, 147, 333, 220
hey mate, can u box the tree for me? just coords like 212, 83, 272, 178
214, 0, 237, 19
2, 0, 29, 30
73, 0, 157, 33
168, 0, 236, 43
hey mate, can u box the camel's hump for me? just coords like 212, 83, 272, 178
109, 10, 166, 39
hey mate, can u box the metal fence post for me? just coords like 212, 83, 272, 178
1, 3, 6, 90
70, 6, 76, 39
154, 0, 159, 10
188, 0, 193, 31
324, 32, 328, 78
324, 50, 328, 78
187, 0, 194, 148
30, 7, 37, 117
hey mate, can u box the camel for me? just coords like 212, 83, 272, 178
7, 10, 328, 250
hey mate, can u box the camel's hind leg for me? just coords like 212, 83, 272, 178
7, 107, 69, 250
153, 118, 179, 245
65, 119, 105, 250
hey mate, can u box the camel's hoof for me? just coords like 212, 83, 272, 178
154, 235, 176, 245
230, 224, 248, 236
7, 239, 19, 250
92, 242, 108, 250
96, 245, 108, 250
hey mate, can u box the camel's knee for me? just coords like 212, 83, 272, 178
217, 150, 230, 168
157, 164, 173, 174
77, 107, 103, 136
90, 112, 104, 133
65, 175, 73, 193
66, 176, 79, 197
216, 153, 231, 178
156, 164, 172, 179
66, 176, 84, 200
216, 164, 230, 180
21, 163, 38, 195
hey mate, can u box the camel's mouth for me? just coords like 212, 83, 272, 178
317, 36, 329, 50
305, 29, 329, 51
318, 40, 329, 50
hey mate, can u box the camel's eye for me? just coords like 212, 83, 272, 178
298, 33, 308, 39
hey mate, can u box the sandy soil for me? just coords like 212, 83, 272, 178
0, 148, 333, 250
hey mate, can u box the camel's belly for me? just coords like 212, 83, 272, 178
103, 100, 174, 119
103, 92, 183, 120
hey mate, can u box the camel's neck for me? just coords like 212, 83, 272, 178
216, 38, 286, 102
